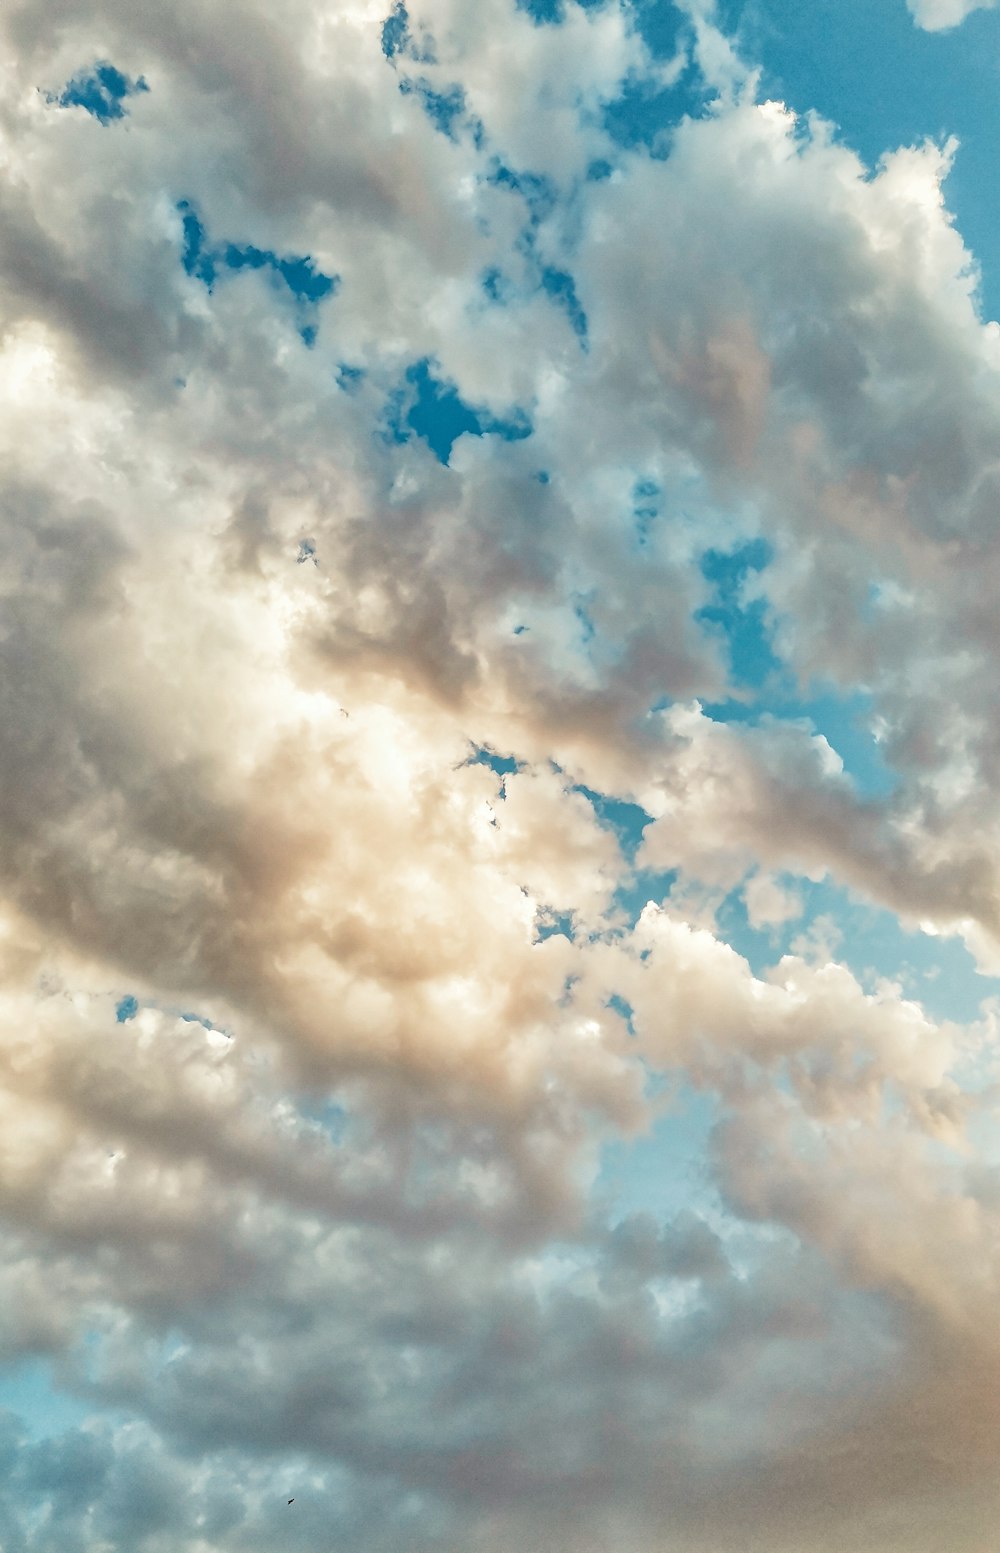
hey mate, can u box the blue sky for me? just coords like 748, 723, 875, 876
3, 1, 1000, 1549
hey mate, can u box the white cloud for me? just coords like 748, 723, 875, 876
907, 0, 997, 30
743, 870, 804, 930
2, 0, 1000, 1546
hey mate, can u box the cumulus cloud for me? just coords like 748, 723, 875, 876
2, 0, 1000, 1547
907, 0, 997, 30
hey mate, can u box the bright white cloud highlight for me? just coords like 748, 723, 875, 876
907, 0, 998, 30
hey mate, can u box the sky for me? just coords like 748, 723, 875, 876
4, 0, 1000, 1548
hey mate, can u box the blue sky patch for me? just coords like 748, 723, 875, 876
607, 991, 636, 1033
516, 0, 564, 21
483, 256, 588, 340
380, 1, 436, 63
631, 0, 688, 61
381, 1, 411, 58
294, 1096, 350, 1143
178, 201, 216, 287
481, 266, 509, 303
0, 1360, 100, 1441
178, 205, 337, 302
177, 202, 337, 340
633, 478, 660, 547
574, 784, 653, 859
467, 744, 522, 778
598, 1080, 719, 1222
697, 538, 779, 690
218, 238, 336, 302
705, 686, 896, 800
604, 62, 712, 154
55, 62, 148, 124
712, 880, 786, 970
115, 995, 139, 1023
534, 906, 576, 943
399, 77, 469, 140
541, 266, 588, 342
488, 163, 558, 228
612, 866, 679, 929
384, 358, 532, 465
717, 869, 1000, 1025
336, 363, 365, 392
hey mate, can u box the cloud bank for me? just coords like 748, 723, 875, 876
1, 0, 1000, 1548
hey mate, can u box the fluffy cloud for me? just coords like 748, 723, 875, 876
2, 0, 1000, 1547
907, 0, 997, 30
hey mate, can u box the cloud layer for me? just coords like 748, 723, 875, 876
2, 0, 1000, 1548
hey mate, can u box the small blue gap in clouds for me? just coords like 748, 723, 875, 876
56, 61, 148, 124
604, 62, 713, 155
178, 201, 216, 288
482, 267, 509, 303
386, 359, 532, 465
0, 1359, 100, 1441
573, 784, 653, 861
399, 78, 467, 141
697, 538, 779, 691
115, 995, 139, 1023
633, 478, 660, 547
598, 1081, 720, 1222
403, 360, 479, 460
607, 991, 636, 1034
795, 689, 895, 798
516, 0, 564, 22
516, 0, 689, 60
337, 363, 365, 392
294, 1097, 350, 1144
178, 1011, 226, 1033
534, 907, 576, 943
273, 255, 336, 303
560, 973, 581, 1006
176, 202, 338, 340
541, 266, 588, 343
466, 745, 522, 801
713, 884, 784, 975
612, 868, 679, 930
221, 240, 336, 302
466, 744, 522, 777
381, 1, 411, 58
488, 163, 557, 229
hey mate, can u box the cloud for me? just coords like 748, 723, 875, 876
907, 0, 997, 30
743, 870, 803, 930
2, 0, 1000, 1547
